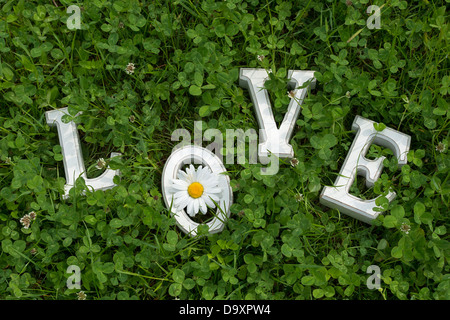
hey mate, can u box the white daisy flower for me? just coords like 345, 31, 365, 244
168, 164, 223, 217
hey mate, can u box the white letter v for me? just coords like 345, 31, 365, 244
239, 68, 315, 163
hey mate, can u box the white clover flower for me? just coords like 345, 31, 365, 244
288, 90, 296, 99
77, 291, 87, 300
125, 62, 135, 75
28, 211, 36, 220
257, 55, 265, 62
20, 214, 32, 229
95, 158, 106, 170
295, 193, 304, 202
435, 142, 446, 153
20, 211, 37, 229
400, 223, 411, 235
168, 164, 223, 217
290, 158, 299, 167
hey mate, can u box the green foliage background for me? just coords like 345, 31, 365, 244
0, 0, 448, 300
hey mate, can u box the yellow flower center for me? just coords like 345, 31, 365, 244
187, 182, 204, 199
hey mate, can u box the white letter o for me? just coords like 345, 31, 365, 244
161, 145, 233, 237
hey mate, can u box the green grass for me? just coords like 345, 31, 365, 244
0, 0, 449, 300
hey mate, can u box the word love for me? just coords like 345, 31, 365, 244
46, 68, 411, 236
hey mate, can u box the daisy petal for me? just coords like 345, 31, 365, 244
201, 178, 220, 189
203, 195, 216, 208
193, 198, 199, 215
187, 200, 195, 217
206, 193, 220, 202
188, 164, 196, 180
205, 187, 222, 194
199, 198, 207, 214
177, 170, 189, 181
170, 179, 189, 191
174, 191, 189, 208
